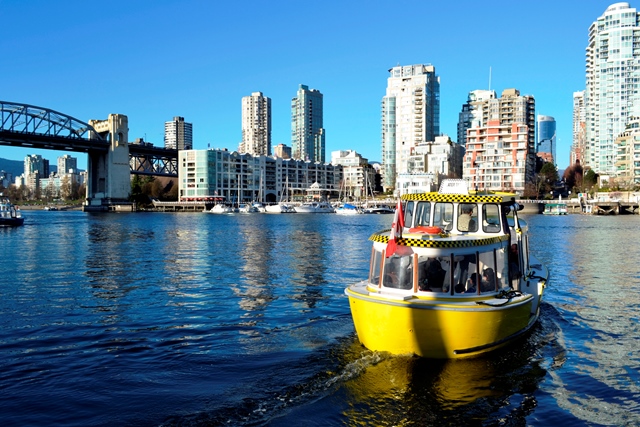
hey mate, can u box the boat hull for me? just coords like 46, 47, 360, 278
0, 217, 24, 227
345, 284, 537, 359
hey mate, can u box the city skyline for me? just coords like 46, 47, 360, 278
0, 1, 618, 171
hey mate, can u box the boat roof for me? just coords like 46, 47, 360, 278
401, 192, 517, 204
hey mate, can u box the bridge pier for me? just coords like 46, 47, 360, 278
84, 114, 133, 212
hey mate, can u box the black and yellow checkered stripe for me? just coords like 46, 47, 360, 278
401, 193, 510, 203
369, 232, 508, 248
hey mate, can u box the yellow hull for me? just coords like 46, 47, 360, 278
346, 285, 536, 359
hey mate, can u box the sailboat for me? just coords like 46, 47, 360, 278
265, 176, 296, 213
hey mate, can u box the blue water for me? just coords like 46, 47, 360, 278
1, 211, 639, 426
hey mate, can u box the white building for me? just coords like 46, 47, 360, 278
164, 116, 193, 150
331, 150, 376, 200
586, 2, 640, 175
381, 64, 440, 192
240, 92, 271, 156
178, 149, 342, 204
396, 135, 463, 195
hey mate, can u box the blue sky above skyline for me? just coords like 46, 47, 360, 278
0, 0, 620, 171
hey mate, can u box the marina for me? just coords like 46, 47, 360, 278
1, 210, 640, 425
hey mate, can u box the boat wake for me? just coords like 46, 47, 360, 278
160, 338, 388, 426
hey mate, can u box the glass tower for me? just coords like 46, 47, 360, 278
537, 115, 556, 163
291, 84, 325, 163
381, 64, 440, 192
586, 2, 640, 175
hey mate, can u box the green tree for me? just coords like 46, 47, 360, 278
584, 169, 598, 190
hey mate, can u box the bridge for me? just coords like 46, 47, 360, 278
0, 101, 178, 211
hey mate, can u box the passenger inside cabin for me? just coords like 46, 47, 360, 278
482, 268, 497, 291
465, 273, 479, 293
458, 204, 477, 232
419, 258, 446, 291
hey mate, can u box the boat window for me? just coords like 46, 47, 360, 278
414, 202, 431, 226
433, 203, 453, 230
482, 204, 501, 233
369, 247, 382, 285
457, 203, 478, 232
404, 201, 415, 227
382, 255, 413, 290
450, 250, 506, 293
417, 256, 450, 292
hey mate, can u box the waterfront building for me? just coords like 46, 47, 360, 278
537, 115, 556, 164
273, 143, 292, 159
572, 91, 586, 165
291, 84, 325, 163
331, 150, 376, 200
23, 154, 48, 192
178, 148, 342, 204
614, 116, 640, 187
164, 116, 193, 150
396, 135, 464, 195
457, 90, 496, 147
240, 92, 271, 156
57, 154, 77, 175
462, 88, 536, 194
381, 64, 440, 192
586, 2, 640, 175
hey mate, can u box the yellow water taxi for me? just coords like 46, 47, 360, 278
345, 180, 548, 359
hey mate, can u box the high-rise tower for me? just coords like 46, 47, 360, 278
586, 2, 640, 175
537, 115, 556, 164
381, 64, 440, 192
291, 84, 325, 163
462, 89, 536, 194
164, 116, 193, 150
240, 92, 271, 156
571, 91, 586, 165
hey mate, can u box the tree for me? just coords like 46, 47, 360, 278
563, 161, 584, 192
584, 169, 598, 190
60, 175, 72, 200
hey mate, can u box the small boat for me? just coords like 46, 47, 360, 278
294, 201, 335, 213
208, 204, 234, 214
238, 203, 259, 213
543, 202, 568, 215
345, 179, 548, 359
335, 203, 361, 215
363, 204, 394, 214
0, 196, 24, 227
264, 203, 296, 213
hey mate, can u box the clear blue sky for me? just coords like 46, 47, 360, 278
0, 0, 619, 171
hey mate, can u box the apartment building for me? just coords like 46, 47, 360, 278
240, 92, 271, 156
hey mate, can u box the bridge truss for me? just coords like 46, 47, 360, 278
0, 101, 178, 177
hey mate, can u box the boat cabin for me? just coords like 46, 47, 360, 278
368, 181, 530, 297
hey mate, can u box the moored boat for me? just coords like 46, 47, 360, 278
294, 201, 335, 213
344, 179, 548, 359
0, 196, 24, 227
335, 203, 361, 215
363, 204, 394, 214
264, 203, 296, 213
543, 202, 568, 215
208, 203, 234, 214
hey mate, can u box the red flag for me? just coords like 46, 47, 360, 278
385, 199, 405, 258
